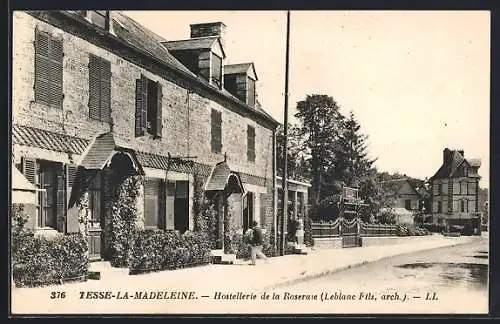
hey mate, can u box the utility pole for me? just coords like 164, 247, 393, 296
280, 10, 291, 256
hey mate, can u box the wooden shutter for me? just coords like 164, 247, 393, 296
88, 54, 101, 120
66, 164, 80, 233
34, 31, 50, 106
211, 109, 222, 153
165, 181, 175, 230
144, 179, 160, 228
155, 82, 163, 138
21, 157, 37, 185
100, 58, 111, 123
260, 193, 267, 228
135, 76, 147, 136
56, 164, 65, 233
158, 180, 166, 230
49, 37, 64, 109
247, 125, 256, 162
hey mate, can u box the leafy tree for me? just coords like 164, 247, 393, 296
276, 123, 309, 182
295, 94, 344, 205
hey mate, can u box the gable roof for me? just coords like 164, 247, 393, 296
224, 63, 258, 80
378, 178, 419, 196
430, 150, 481, 180
162, 36, 226, 58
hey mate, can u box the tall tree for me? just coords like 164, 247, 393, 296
334, 111, 376, 187
276, 123, 309, 182
295, 95, 344, 205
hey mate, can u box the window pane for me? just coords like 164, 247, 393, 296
175, 181, 188, 199
211, 53, 222, 88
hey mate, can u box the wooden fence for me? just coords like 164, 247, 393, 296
311, 219, 397, 238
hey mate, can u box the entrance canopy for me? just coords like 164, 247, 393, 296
204, 161, 244, 193
78, 132, 143, 173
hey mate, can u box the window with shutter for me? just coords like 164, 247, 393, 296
66, 164, 80, 234
166, 181, 176, 230
35, 30, 63, 109
211, 109, 222, 153
247, 125, 256, 162
174, 181, 189, 233
135, 75, 161, 138
144, 178, 163, 229
89, 54, 111, 123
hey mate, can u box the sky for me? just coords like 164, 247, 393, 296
124, 10, 490, 188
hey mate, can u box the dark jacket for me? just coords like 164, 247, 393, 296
251, 227, 264, 246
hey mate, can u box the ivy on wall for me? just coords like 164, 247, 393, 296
107, 174, 143, 268
193, 174, 219, 250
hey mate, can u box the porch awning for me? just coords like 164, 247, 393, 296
12, 167, 36, 192
78, 132, 142, 172
204, 161, 244, 193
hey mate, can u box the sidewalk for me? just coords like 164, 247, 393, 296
11, 234, 481, 314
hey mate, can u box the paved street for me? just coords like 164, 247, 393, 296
11, 234, 486, 315
285, 236, 488, 314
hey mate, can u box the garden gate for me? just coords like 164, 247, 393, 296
339, 187, 368, 248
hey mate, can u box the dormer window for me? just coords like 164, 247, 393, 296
162, 22, 226, 89
74, 10, 110, 31
224, 63, 258, 107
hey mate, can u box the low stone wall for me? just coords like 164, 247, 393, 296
312, 235, 437, 249
313, 237, 342, 249
360, 235, 433, 247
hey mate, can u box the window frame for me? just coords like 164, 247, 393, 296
211, 109, 222, 154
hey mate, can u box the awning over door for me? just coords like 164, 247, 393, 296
78, 132, 143, 173
205, 161, 244, 193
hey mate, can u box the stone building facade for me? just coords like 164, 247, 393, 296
12, 11, 279, 260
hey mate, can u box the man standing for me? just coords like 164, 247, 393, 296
250, 221, 269, 265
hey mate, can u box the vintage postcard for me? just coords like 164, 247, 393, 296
10, 10, 490, 315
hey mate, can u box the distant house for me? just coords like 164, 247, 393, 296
378, 178, 420, 211
429, 148, 481, 227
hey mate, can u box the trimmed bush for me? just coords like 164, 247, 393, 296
128, 229, 211, 274
11, 204, 89, 287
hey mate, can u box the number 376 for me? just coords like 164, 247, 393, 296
50, 291, 66, 299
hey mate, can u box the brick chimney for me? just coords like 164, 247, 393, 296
190, 22, 226, 47
443, 148, 453, 164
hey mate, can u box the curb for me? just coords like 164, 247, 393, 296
264, 236, 478, 290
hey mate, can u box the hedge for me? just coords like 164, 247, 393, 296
396, 225, 431, 237
128, 229, 211, 275
11, 204, 89, 287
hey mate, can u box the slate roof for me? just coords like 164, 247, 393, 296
111, 12, 196, 77
163, 36, 219, 51
430, 149, 481, 180
12, 125, 90, 155
224, 63, 258, 80
205, 161, 232, 191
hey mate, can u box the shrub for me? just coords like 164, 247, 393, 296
128, 229, 211, 274
11, 204, 89, 287
12, 234, 88, 287
303, 214, 314, 247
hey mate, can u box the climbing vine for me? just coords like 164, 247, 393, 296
193, 174, 218, 249
108, 174, 143, 268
